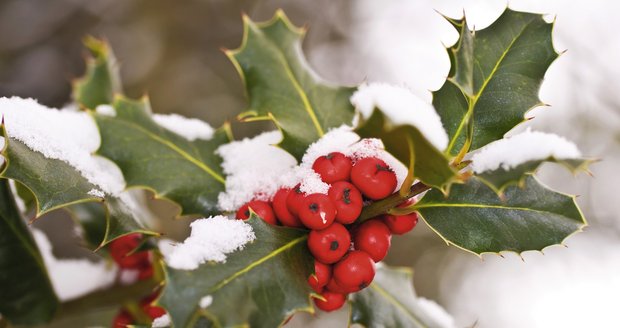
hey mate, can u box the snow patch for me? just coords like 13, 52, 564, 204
0, 97, 125, 195
118, 269, 140, 285
199, 295, 213, 309
417, 297, 457, 328
164, 216, 255, 270
95, 104, 116, 117
216, 131, 298, 211
350, 83, 449, 151
151, 314, 171, 328
88, 188, 105, 198
152, 113, 214, 141
470, 129, 582, 173
32, 229, 118, 301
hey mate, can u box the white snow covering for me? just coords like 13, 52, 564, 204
95, 104, 116, 117
118, 269, 140, 285
416, 297, 457, 328
152, 113, 214, 141
0, 97, 125, 195
350, 83, 449, 151
0, 136, 5, 150
151, 314, 171, 328
199, 295, 213, 309
217, 128, 409, 211
164, 216, 255, 270
87, 188, 105, 198
32, 229, 118, 301
470, 129, 582, 173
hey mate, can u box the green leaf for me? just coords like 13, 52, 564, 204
73, 36, 122, 109
95, 96, 230, 217
160, 217, 314, 328
475, 158, 594, 194
433, 9, 559, 156
65, 202, 107, 248
350, 265, 450, 328
415, 176, 586, 255
0, 178, 59, 325
0, 123, 154, 247
356, 109, 458, 191
227, 10, 355, 160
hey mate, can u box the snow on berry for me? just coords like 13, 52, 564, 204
164, 216, 255, 270
151, 314, 171, 328
470, 129, 582, 173
350, 82, 449, 151
152, 113, 215, 141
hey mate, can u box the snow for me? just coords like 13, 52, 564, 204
350, 83, 449, 151
151, 314, 171, 328
217, 128, 409, 210
416, 297, 457, 328
216, 131, 298, 211
152, 113, 214, 141
87, 188, 105, 198
199, 295, 213, 309
118, 269, 140, 285
164, 216, 255, 270
32, 229, 118, 301
0, 97, 125, 195
95, 104, 116, 117
470, 129, 582, 173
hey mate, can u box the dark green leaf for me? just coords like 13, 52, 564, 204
0, 178, 59, 325
160, 217, 313, 328
356, 109, 458, 191
475, 157, 594, 194
350, 265, 450, 328
0, 123, 154, 247
433, 9, 559, 156
95, 96, 230, 217
415, 176, 586, 255
227, 11, 355, 160
73, 37, 122, 109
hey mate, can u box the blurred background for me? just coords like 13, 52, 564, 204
1, 0, 619, 327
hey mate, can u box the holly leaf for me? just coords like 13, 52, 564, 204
94, 96, 230, 217
0, 123, 155, 247
227, 10, 355, 161
350, 265, 451, 328
475, 158, 594, 194
356, 109, 458, 190
415, 176, 586, 255
160, 217, 314, 328
0, 178, 59, 325
73, 36, 122, 109
433, 9, 559, 156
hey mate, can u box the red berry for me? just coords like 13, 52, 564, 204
313, 291, 347, 312
353, 220, 392, 262
333, 250, 375, 292
312, 152, 353, 183
328, 181, 363, 224
325, 277, 352, 294
351, 157, 397, 200
112, 310, 133, 327
308, 223, 351, 264
109, 233, 150, 269
273, 188, 303, 228
236, 200, 277, 225
144, 305, 166, 320
298, 194, 336, 230
308, 260, 332, 293
137, 259, 154, 281
286, 184, 306, 216
382, 200, 419, 235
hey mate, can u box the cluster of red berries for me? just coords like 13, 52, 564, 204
235, 152, 419, 312
108, 233, 154, 281
111, 289, 166, 327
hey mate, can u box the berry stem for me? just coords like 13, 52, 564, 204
358, 182, 430, 222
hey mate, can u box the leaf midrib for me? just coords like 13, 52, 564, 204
447, 18, 534, 153
210, 235, 307, 292
369, 282, 428, 328
105, 118, 225, 184
414, 202, 579, 222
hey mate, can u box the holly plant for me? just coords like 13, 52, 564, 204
0, 8, 591, 328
